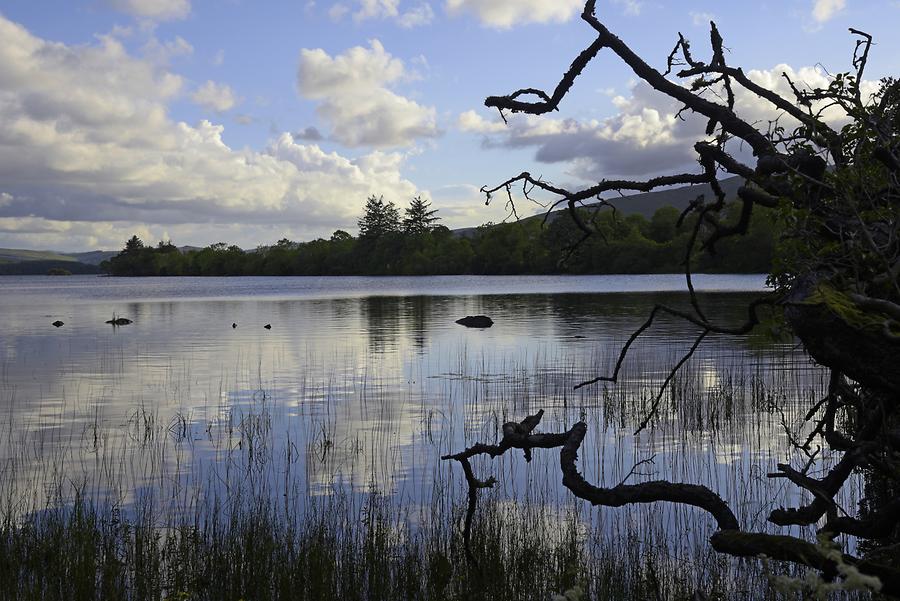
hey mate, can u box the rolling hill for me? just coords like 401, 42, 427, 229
452, 176, 743, 237
0, 248, 81, 264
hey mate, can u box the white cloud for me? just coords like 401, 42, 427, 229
428, 183, 517, 226
0, 216, 349, 252
736, 63, 878, 124
457, 110, 507, 133
397, 3, 435, 27
191, 80, 238, 112
445, 0, 583, 28
812, 0, 846, 23
353, 0, 401, 20
0, 14, 420, 250
328, 3, 351, 20
460, 64, 878, 181
690, 11, 715, 27
298, 39, 405, 94
109, 24, 135, 38
142, 35, 194, 64
327, 1, 433, 27
107, 0, 191, 21
297, 40, 440, 147
612, 0, 642, 16
460, 84, 698, 179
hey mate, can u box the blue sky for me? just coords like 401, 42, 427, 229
0, 0, 897, 251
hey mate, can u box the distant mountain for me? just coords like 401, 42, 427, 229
0, 247, 192, 268
0, 247, 111, 274
68, 250, 119, 265
588, 175, 743, 218
0, 248, 81, 264
452, 176, 743, 237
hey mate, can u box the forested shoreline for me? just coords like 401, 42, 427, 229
101, 195, 776, 277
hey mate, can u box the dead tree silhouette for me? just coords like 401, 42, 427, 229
444, 1, 900, 594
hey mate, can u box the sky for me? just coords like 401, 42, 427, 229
0, 0, 897, 252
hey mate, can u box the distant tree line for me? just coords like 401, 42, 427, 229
101, 195, 775, 277
0, 260, 101, 276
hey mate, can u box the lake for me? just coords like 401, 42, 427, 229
0, 274, 838, 596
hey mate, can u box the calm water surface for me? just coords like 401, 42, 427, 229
0, 274, 834, 548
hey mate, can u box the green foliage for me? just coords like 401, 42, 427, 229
804, 282, 900, 335
102, 199, 776, 277
768, 77, 900, 303
538, 203, 776, 275
358, 195, 400, 240
125, 236, 145, 252
646, 206, 681, 244
402, 195, 441, 235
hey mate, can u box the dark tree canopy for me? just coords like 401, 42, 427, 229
156, 239, 177, 253
358, 194, 401, 240
124, 235, 144, 252
444, 1, 900, 595
402, 195, 440, 235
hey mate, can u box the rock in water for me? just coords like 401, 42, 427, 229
264, 324, 272, 329
455, 315, 493, 328
52, 320, 64, 328
105, 317, 132, 326
232, 323, 237, 328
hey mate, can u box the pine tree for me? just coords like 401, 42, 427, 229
358, 195, 400, 239
156, 239, 178, 253
402, 196, 440, 235
124, 235, 145, 253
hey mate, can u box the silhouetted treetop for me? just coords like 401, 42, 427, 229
402, 195, 440, 235
358, 195, 401, 240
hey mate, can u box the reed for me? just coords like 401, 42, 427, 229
0, 332, 849, 600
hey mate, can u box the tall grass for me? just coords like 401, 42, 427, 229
0, 333, 843, 600
1, 487, 803, 601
